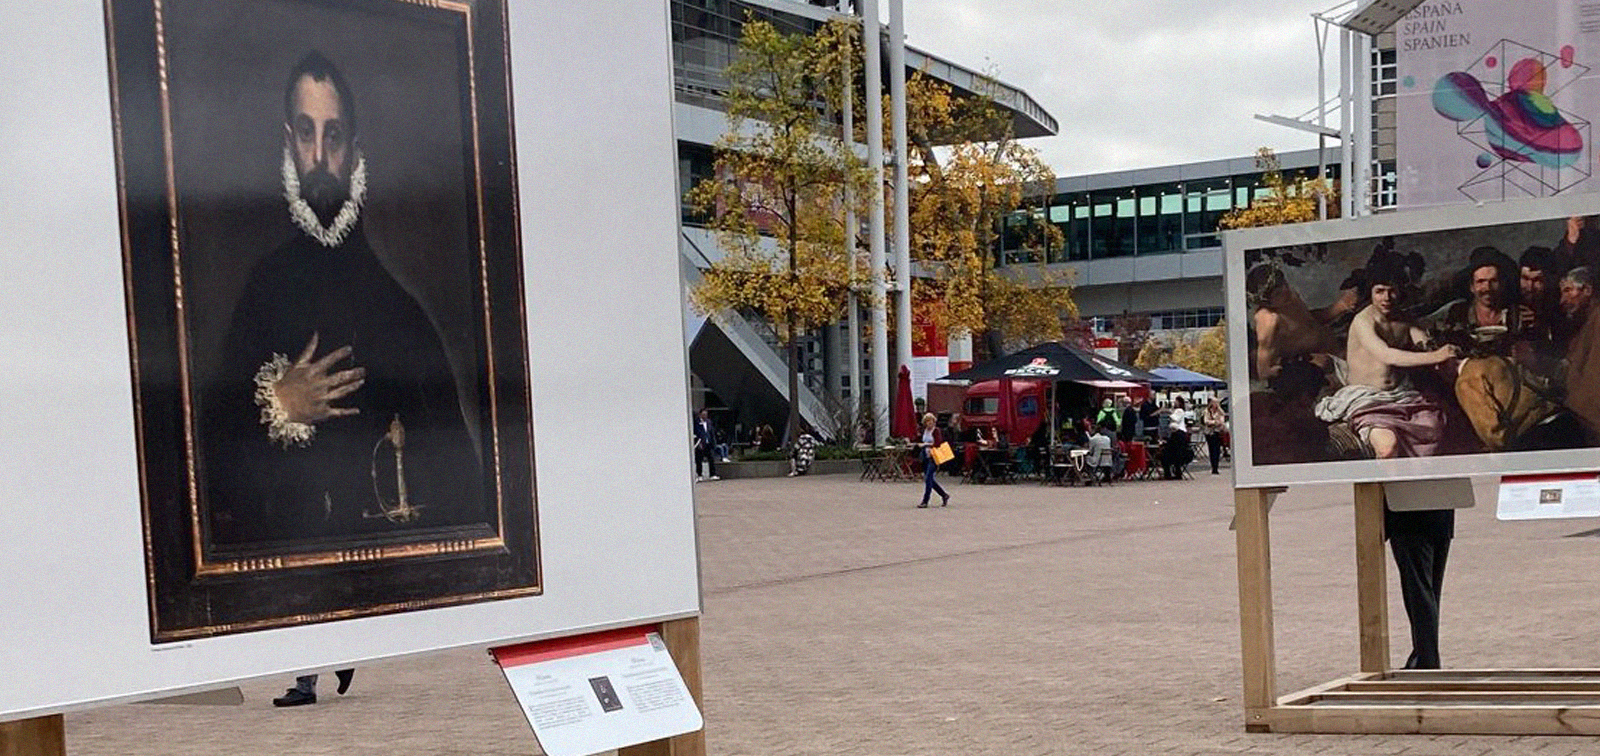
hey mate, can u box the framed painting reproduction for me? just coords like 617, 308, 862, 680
1226, 193, 1600, 488
104, 0, 539, 641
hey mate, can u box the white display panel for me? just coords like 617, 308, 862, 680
1226, 192, 1600, 488
0, 0, 699, 720
1396, 0, 1600, 208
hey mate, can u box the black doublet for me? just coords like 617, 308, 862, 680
202, 226, 484, 550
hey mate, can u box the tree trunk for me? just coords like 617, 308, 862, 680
983, 328, 1006, 362
788, 312, 801, 446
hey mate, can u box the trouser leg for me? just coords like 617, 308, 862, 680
920, 458, 946, 505
295, 675, 318, 694
1390, 532, 1446, 669
695, 447, 715, 477
1207, 433, 1222, 473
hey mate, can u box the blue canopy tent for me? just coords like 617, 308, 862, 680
1149, 366, 1226, 389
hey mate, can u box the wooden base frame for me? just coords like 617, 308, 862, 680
1236, 483, 1600, 735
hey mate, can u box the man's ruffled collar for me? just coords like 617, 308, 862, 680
281, 147, 367, 248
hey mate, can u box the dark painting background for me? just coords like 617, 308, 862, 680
162, 0, 484, 451
1260, 220, 1564, 318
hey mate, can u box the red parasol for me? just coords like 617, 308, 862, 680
995, 376, 1013, 444
891, 364, 917, 441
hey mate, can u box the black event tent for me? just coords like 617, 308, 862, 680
939, 342, 1160, 385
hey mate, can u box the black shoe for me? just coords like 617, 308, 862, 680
916, 502, 928, 508
940, 495, 949, 507
335, 669, 355, 695
273, 689, 316, 707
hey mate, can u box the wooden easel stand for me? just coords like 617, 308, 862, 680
0, 715, 63, 756
1237, 482, 1600, 735
619, 616, 707, 756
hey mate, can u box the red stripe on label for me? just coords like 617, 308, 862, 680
492, 626, 654, 668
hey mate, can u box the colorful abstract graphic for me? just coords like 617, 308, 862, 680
1434, 62, 1582, 167
1420, 38, 1592, 202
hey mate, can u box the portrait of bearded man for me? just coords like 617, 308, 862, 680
109, 0, 536, 641
201, 51, 485, 549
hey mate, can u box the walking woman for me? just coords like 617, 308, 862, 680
1202, 396, 1228, 475
916, 413, 950, 509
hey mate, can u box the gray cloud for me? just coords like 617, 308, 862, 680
903, 0, 1343, 176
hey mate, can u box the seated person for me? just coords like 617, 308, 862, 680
1110, 436, 1129, 479
1086, 422, 1115, 483
788, 430, 817, 477
1159, 424, 1194, 479
1028, 420, 1050, 450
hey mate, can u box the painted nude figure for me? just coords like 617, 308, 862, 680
1314, 255, 1459, 458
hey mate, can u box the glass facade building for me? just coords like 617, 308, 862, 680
996, 151, 1341, 266
993, 149, 1344, 342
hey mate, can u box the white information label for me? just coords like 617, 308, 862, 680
493, 628, 702, 756
1497, 473, 1600, 520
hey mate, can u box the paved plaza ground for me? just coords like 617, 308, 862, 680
68, 469, 1600, 755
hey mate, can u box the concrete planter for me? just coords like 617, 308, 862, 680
711, 458, 860, 479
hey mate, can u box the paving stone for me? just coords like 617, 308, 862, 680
62, 472, 1600, 755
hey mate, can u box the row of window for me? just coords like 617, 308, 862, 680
1149, 307, 1224, 331
1371, 47, 1397, 98
684, 142, 1394, 262
1087, 308, 1224, 333
670, 0, 819, 98
997, 166, 1338, 264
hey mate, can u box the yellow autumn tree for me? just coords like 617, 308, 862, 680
1218, 148, 1338, 230
889, 72, 1075, 352
1190, 322, 1228, 379
686, 19, 873, 442
1133, 322, 1228, 379
1133, 336, 1181, 372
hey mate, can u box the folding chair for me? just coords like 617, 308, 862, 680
1012, 447, 1036, 479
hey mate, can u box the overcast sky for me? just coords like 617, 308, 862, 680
901, 0, 1344, 177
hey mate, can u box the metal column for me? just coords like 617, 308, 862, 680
861, 0, 890, 445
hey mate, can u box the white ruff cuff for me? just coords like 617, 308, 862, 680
254, 354, 315, 448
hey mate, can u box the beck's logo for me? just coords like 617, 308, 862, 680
1005, 357, 1059, 377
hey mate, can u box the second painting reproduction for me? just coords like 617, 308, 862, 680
1239, 204, 1600, 476
108, 0, 539, 641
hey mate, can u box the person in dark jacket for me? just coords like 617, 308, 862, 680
1118, 396, 1140, 443
692, 409, 720, 481
1137, 396, 1160, 441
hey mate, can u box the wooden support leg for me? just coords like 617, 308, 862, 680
1353, 482, 1389, 674
1234, 488, 1276, 732
619, 617, 705, 756
0, 716, 65, 756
